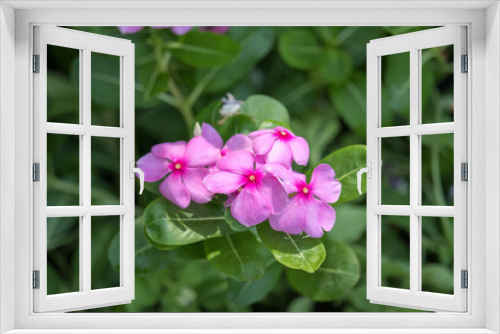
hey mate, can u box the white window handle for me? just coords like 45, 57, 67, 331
357, 162, 371, 195
130, 162, 144, 195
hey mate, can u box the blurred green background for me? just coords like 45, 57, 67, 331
45, 26, 454, 312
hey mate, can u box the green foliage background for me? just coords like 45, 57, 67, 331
46, 26, 454, 312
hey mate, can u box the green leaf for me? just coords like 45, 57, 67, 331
308, 145, 367, 205
218, 114, 258, 140
240, 95, 290, 126
256, 223, 326, 273
259, 119, 291, 130
278, 29, 324, 70
224, 208, 250, 232
286, 240, 360, 301
143, 197, 233, 247
286, 296, 315, 312
330, 73, 366, 136
317, 50, 353, 86
421, 264, 454, 294
168, 31, 241, 68
138, 62, 169, 100
227, 263, 282, 306
204, 232, 272, 281
201, 27, 276, 93
327, 204, 367, 243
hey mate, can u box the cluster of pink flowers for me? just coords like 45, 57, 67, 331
137, 124, 341, 238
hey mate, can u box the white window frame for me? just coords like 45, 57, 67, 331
0, 1, 499, 333
33, 26, 135, 313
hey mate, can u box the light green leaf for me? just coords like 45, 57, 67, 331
201, 27, 276, 93
204, 232, 272, 281
240, 95, 290, 126
168, 31, 241, 68
307, 145, 367, 205
257, 223, 326, 273
286, 240, 360, 301
227, 263, 282, 306
278, 29, 324, 70
422, 264, 454, 294
327, 205, 367, 243
143, 197, 233, 248
259, 119, 291, 130
317, 50, 353, 86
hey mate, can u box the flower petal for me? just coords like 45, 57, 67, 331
184, 136, 221, 167
118, 26, 144, 34
159, 172, 191, 209
231, 183, 272, 226
248, 129, 274, 138
252, 133, 277, 156
304, 198, 336, 238
289, 136, 309, 166
202, 123, 223, 149
170, 26, 193, 35
258, 176, 289, 214
264, 163, 300, 193
267, 139, 293, 168
310, 163, 342, 203
137, 153, 170, 182
152, 141, 186, 161
182, 168, 213, 204
269, 195, 306, 235
225, 134, 253, 153
209, 26, 230, 34
216, 150, 254, 174
203, 171, 248, 194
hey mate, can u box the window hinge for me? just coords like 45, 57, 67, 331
33, 54, 40, 73
461, 162, 468, 181
33, 163, 40, 182
461, 270, 468, 289
33, 270, 40, 289
461, 54, 468, 73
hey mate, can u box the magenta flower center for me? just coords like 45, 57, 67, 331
248, 174, 257, 182
170, 160, 186, 172
277, 130, 290, 139
302, 187, 309, 194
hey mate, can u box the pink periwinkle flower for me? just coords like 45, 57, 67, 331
118, 26, 230, 36
249, 126, 309, 168
269, 164, 341, 238
199, 122, 252, 157
137, 136, 220, 209
203, 151, 289, 227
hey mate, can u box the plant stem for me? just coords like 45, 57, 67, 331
168, 78, 194, 127
186, 67, 220, 108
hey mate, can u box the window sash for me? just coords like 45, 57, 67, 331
32, 26, 135, 313
366, 26, 468, 312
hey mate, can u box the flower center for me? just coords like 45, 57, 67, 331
280, 131, 287, 136
249, 175, 256, 181
302, 187, 309, 194
174, 163, 182, 170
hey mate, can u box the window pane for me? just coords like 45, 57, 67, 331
381, 52, 410, 127
381, 215, 410, 290
47, 217, 80, 295
381, 136, 410, 205
47, 134, 80, 206
91, 137, 120, 205
91, 216, 120, 290
91, 52, 120, 127
421, 216, 454, 294
421, 133, 454, 206
47, 45, 80, 124
421, 45, 454, 124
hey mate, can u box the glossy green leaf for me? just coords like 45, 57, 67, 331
143, 197, 233, 247
327, 205, 367, 243
259, 119, 291, 130
308, 145, 367, 205
201, 27, 276, 93
317, 50, 353, 86
204, 232, 272, 281
286, 240, 360, 301
278, 29, 324, 70
224, 208, 250, 232
256, 223, 326, 273
330, 73, 366, 136
227, 263, 282, 306
240, 95, 290, 126
168, 31, 241, 68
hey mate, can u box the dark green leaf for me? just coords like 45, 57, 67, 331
224, 208, 250, 232
168, 31, 241, 68
257, 223, 326, 273
204, 232, 272, 281
240, 95, 290, 126
286, 296, 315, 312
286, 240, 360, 301
227, 263, 282, 305
317, 50, 353, 86
201, 27, 276, 93
143, 197, 233, 247
422, 264, 454, 294
278, 29, 324, 70
330, 73, 366, 136
138, 62, 169, 100
308, 145, 367, 205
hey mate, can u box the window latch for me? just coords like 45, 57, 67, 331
130, 162, 144, 195
357, 162, 371, 195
